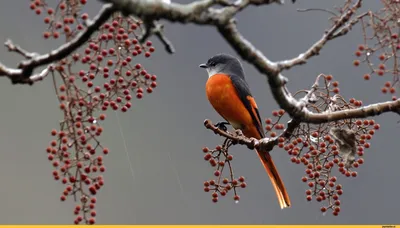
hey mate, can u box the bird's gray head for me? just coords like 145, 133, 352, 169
199, 53, 245, 78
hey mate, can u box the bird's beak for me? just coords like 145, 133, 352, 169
199, 63, 208, 68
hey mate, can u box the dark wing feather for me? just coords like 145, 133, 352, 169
230, 75, 265, 138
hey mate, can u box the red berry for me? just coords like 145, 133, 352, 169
333, 87, 340, 94
238, 176, 245, 182
231, 179, 238, 185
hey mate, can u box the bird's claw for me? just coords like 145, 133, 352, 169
214, 121, 230, 131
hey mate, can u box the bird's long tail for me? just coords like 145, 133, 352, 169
256, 149, 291, 209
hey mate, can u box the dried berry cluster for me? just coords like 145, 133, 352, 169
202, 74, 380, 216
202, 140, 246, 203
30, 0, 157, 224
268, 75, 381, 216
265, 75, 380, 216
353, 0, 400, 100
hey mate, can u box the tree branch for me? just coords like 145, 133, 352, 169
0, 4, 116, 84
139, 20, 175, 54
2, 0, 395, 126
0, 0, 281, 84
4, 39, 39, 59
276, 0, 363, 71
300, 99, 400, 123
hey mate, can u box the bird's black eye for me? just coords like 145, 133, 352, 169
208, 61, 216, 67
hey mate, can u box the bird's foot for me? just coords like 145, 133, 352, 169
214, 121, 230, 131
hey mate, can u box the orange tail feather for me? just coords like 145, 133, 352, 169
256, 149, 291, 209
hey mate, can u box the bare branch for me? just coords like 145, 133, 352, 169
4, 39, 39, 59
217, 21, 279, 75
330, 12, 369, 39
139, 21, 175, 54
277, 0, 363, 71
100, 0, 282, 25
296, 8, 338, 17
29, 64, 55, 83
299, 99, 400, 124
204, 119, 261, 150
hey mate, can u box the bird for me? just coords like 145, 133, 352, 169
199, 53, 291, 209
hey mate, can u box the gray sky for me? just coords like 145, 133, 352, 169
0, 0, 398, 225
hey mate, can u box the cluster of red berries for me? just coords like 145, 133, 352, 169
201, 145, 244, 203
265, 109, 286, 137
201, 73, 380, 216
354, 43, 398, 99
353, 8, 399, 100
30, 0, 88, 40
266, 113, 379, 216
30, 0, 159, 225
48, 119, 107, 225
263, 74, 380, 216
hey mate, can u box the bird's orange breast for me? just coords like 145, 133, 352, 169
205, 74, 259, 138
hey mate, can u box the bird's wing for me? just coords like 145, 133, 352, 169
230, 75, 265, 138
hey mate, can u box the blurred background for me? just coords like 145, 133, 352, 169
0, 0, 398, 225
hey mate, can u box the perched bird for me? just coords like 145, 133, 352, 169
199, 53, 291, 209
